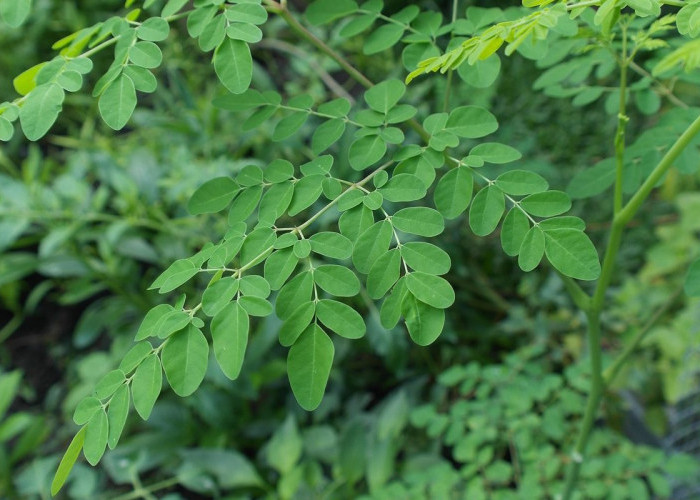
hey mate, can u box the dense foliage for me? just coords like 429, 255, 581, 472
1, 0, 699, 498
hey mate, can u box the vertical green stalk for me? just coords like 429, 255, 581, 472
442, 0, 460, 112
613, 24, 629, 214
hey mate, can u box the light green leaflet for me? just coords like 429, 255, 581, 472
99, 75, 136, 130
367, 249, 401, 299
316, 299, 366, 339
405, 272, 455, 309
434, 167, 473, 219
214, 38, 252, 94
518, 226, 545, 272
400, 242, 451, 275
313, 265, 361, 297
19, 83, 64, 141
211, 302, 249, 380
469, 185, 505, 236
544, 229, 601, 280
352, 220, 393, 273
401, 292, 444, 346
51, 427, 86, 496
107, 384, 129, 449
0, 0, 32, 27
131, 354, 162, 420
84, 409, 108, 465
392, 207, 444, 237
287, 324, 334, 411
188, 177, 239, 215
161, 324, 209, 396
279, 302, 315, 347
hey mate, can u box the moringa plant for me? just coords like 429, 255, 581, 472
2, 0, 700, 497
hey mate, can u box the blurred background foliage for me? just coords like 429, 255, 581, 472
0, 0, 699, 498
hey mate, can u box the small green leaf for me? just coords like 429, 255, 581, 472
73, 397, 101, 426
314, 265, 360, 297
202, 277, 239, 316
188, 177, 239, 215
123, 65, 157, 93
445, 106, 498, 138
379, 173, 427, 202
129, 41, 163, 68
566, 160, 615, 200
400, 242, 451, 275
239, 275, 271, 298
339, 204, 375, 241
434, 167, 473, 219
226, 22, 263, 43
309, 232, 352, 260
98, 75, 137, 130
240, 228, 275, 267
495, 170, 549, 196
380, 278, 407, 329
469, 185, 505, 236
161, 324, 209, 397
214, 38, 252, 94
226, 3, 268, 24
352, 220, 393, 273
406, 272, 454, 309
264, 248, 299, 290
520, 191, 571, 217
539, 216, 586, 231
51, 427, 86, 495
131, 354, 162, 420
137, 17, 170, 41
544, 229, 601, 280
349, 135, 387, 170
19, 83, 65, 140
293, 239, 312, 259
469, 142, 521, 164
367, 249, 401, 299
363, 23, 405, 55
316, 299, 366, 339
288, 175, 325, 216
228, 185, 263, 224
392, 207, 444, 237
279, 302, 315, 347
288, 324, 334, 411
94, 370, 126, 399
273, 112, 309, 141
276, 271, 314, 319
401, 292, 445, 346
239, 295, 273, 316
518, 226, 545, 272
312, 119, 346, 154
1, 0, 32, 27
83, 409, 108, 465
119, 341, 153, 373
211, 301, 249, 379
364, 79, 405, 114
151, 259, 199, 294
500, 208, 530, 257
107, 385, 129, 449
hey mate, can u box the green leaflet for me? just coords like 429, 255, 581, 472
367, 249, 401, 299
228, 185, 263, 224
400, 242, 451, 275
379, 173, 427, 202
187, 177, 239, 215
279, 302, 315, 347
273, 112, 308, 141
240, 227, 275, 267
352, 220, 393, 274
137, 17, 170, 42
313, 265, 361, 297
276, 271, 314, 320
470, 142, 522, 164
99, 74, 137, 130
310, 232, 352, 260
239, 295, 273, 316
214, 38, 252, 94
364, 79, 405, 114
73, 397, 101, 425
349, 135, 387, 170
94, 370, 125, 399
211, 301, 249, 379
364, 23, 405, 55
518, 226, 545, 272
150, 259, 199, 294
433, 167, 473, 219
106, 384, 129, 449
287, 324, 334, 411
226, 3, 268, 25
500, 208, 530, 257
392, 207, 444, 237
264, 248, 299, 290
445, 106, 498, 138
51, 427, 86, 496
401, 292, 445, 346
544, 229, 601, 280
129, 41, 163, 69
19, 83, 65, 141
131, 353, 162, 420
161, 324, 209, 397
316, 299, 366, 339
380, 278, 408, 329
84, 408, 108, 465
312, 119, 346, 154
202, 277, 239, 317
340, 204, 375, 241
469, 185, 505, 236
405, 272, 455, 309
539, 216, 586, 231
520, 191, 572, 217
239, 275, 271, 298
363, 191, 384, 210
288, 174, 324, 216
494, 170, 549, 196
119, 341, 153, 374
238, 164, 264, 185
